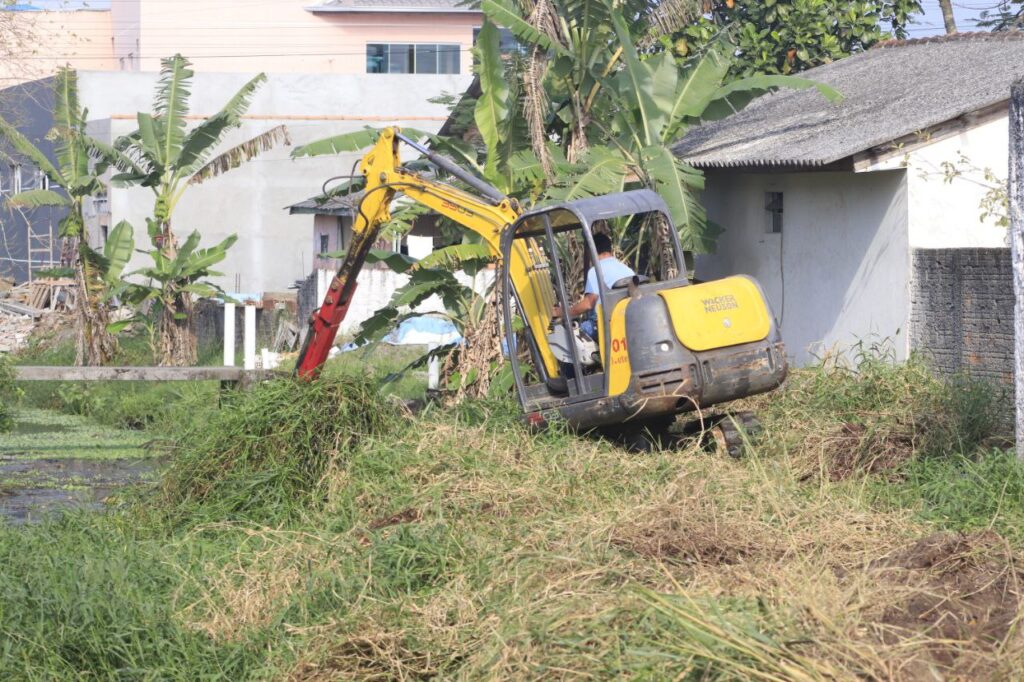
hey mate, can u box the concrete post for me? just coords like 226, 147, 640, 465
223, 302, 236, 366
1009, 80, 1024, 459
427, 343, 440, 390
244, 304, 257, 371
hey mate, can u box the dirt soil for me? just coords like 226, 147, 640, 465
872, 531, 1023, 679
806, 421, 916, 482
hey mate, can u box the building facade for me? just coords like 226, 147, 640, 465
0, 0, 482, 86
674, 33, 1019, 369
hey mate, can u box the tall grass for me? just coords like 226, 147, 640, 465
0, 349, 1020, 679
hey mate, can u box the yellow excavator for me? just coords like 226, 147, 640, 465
295, 127, 786, 451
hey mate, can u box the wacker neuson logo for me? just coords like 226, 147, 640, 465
702, 294, 739, 313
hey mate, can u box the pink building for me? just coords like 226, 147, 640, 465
1, 0, 482, 84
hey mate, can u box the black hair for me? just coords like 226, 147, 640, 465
592, 232, 612, 254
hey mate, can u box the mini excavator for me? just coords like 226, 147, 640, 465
295, 127, 787, 451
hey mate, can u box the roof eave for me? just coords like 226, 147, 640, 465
305, 5, 481, 13
288, 204, 355, 216
685, 157, 855, 172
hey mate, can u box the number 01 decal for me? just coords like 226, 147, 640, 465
611, 337, 628, 353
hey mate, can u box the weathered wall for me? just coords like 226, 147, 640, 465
77, 70, 471, 294
909, 248, 1014, 390
865, 112, 1009, 249
697, 169, 910, 365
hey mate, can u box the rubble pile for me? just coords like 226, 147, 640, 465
0, 277, 77, 354
0, 312, 34, 353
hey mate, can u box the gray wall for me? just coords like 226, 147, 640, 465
0, 77, 64, 283
910, 248, 1014, 389
696, 169, 910, 365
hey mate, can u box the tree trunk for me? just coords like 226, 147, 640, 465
71, 241, 118, 367
938, 0, 958, 34
1009, 80, 1024, 458
157, 291, 197, 366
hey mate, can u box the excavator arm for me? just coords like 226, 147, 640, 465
295, 127, 556, 378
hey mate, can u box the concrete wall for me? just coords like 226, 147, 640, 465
910, 248, 1014, 388
696, 169, 910, 365
866, 113, 1009, 249
77, 70, 472, 294
299, 266, 495, 337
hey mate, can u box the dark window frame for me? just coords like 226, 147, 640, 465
765, 191, 783, 234
365, 42, 461, 74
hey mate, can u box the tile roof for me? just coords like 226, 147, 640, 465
672, 32, 1024, 169
288, 191, 363, 216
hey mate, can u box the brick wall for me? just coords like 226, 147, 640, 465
910, 248, 1015, 390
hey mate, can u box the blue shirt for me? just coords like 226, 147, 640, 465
585, 257, 636, 296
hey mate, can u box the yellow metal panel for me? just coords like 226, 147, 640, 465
657, 277, 771, 352
605, 299, 631, 396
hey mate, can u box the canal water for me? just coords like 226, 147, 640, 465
0, 408, 160, 523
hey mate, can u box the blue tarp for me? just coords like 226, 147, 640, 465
339, 315, 462, 353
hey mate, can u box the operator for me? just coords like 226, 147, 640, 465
552, 232, 635, 339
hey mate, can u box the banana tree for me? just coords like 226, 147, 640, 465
0, 67, 122, 365
109, 230, 237, 366
95, 54, 290, 365
486, 0, 840, 260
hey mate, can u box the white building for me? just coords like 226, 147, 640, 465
673, 32, 1021, 366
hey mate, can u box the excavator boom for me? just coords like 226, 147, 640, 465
295, 127, 524, 377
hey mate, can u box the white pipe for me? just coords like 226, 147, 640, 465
427, 343, 439, 390
244, 304, 257, 370
223, 302, 236, 366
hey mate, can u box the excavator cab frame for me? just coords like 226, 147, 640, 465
500, 190, 687, 415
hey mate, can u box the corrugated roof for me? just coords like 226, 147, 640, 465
288, 191, 363, 216
672, 32, 1024, 169
307, 0, 477, 13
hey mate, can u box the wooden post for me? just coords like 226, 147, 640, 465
1010, 80, 1024, 459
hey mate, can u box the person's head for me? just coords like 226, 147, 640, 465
592, 232, 613, 255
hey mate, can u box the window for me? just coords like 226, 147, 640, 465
10, 165, 21, 194
765, 191, 783, 234
319, 233, 330, 255
472, 26, 527, 55
366, 43, 460, 74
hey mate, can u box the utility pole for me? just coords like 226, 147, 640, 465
939, 0, 958, 34
1010, 80, 1024, 459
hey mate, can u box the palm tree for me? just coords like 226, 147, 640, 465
97, 55, 290, 365
0, 67, 121, 365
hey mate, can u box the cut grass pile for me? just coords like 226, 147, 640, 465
159, 375, 398, 524
0, 351, 1022, 679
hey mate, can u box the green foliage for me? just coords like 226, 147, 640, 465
877, 450, 1024, 544
0, 518, 266, 678
977, 0, 1024, 30
0, 356, 20, 433
0, 68, 105, 239
679, 0, 923, 77
160, 376, 397, 524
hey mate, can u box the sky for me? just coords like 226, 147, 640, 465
10, 0, 1006, 38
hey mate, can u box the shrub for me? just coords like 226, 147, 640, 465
0, 356, 21, 433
